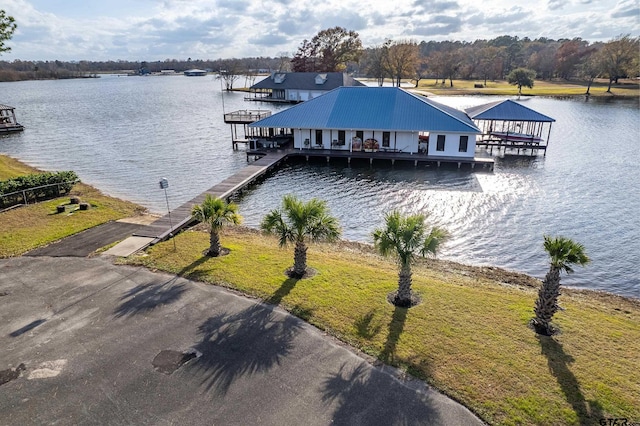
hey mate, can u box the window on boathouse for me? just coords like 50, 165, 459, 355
315, 129, 323, 146
356, 130, 364, 141
436, 135, 446, 151
382, 132, 391, 148
459, 135, 468, 152
338, 130, 345, 145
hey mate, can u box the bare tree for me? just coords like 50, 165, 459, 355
219, 59, 243, 90
597, 34, 640, 92
362, 44, 390, 86
386, 40, 420, 87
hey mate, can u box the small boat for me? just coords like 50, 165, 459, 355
0, 104, 24, 133
183, 69, 208, 77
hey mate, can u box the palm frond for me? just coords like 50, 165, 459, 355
543, 235, 590, 274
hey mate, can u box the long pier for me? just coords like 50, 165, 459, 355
106, 148, 492, 256
134, 152, 288, 242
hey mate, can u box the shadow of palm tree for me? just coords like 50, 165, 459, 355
189, 303, 302, 395
113, 276, 187, 318
177, 256, 212, 279
537, 335, 604, 424
380, 306, 408, 363
321, 362, 443, 425
354, 310, 382, 339
265, 277, 299, 306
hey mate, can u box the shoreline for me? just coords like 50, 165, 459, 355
4, 153, 639, 423
2, 153, 638, 304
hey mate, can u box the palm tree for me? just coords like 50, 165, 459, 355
191, 195, 242, 257
373, 211, 448, 307
261, 195, 341, 278
532, 236, 589, 335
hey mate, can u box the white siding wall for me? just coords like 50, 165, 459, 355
427, 133, 477, 158
394, 132, 418, 153
292, 129, 477, 156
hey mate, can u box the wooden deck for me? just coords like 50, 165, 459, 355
135, 152, 289, 241
249, 148, 495, 170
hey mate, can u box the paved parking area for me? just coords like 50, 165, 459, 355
0, 256, 483, 425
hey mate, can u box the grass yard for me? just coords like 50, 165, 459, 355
124, 226, 640, 426
412, 78, 640, 98
0, 154, 147, 257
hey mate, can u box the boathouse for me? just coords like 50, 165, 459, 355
466, 99, 555, 155
247, 72, 365, 103
249, 86, 481, 158
0, 104, 24, 133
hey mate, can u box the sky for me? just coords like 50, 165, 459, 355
1, 0, 638, 61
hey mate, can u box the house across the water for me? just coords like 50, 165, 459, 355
0, 104, 24, 133
249, 86, 481, 159
247, 72, 365, 103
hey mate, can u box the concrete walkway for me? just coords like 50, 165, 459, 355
0, 256, 484, 426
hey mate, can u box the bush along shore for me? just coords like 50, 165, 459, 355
124, 226, 640, 426
0, 155, 147, 257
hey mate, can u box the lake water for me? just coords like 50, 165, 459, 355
1, 75, 639, 298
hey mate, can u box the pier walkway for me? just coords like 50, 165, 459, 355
105, 148, 492, 256
137, 152, 288, 241
105, 152, 288, 256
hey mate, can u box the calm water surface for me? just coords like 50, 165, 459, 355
1, 76, 638, 298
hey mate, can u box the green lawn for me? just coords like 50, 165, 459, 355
124, 226, 640, 426
413, 78, 640, 98
0, 154, 147, 257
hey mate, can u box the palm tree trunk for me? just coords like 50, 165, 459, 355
293, 241, 307, 277
209, 228, 221, 257
533, 266, 561, 335
395, 264, 413, 307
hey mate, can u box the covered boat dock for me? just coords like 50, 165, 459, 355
466, 99, 555, 156
0, 104, 24, 133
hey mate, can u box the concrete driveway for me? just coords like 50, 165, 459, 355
0, 256, 483, 425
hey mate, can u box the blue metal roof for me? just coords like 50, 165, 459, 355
465, 99, 555, 122
249, 87, 480, 133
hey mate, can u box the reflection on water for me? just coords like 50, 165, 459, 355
0, 78, 638, 298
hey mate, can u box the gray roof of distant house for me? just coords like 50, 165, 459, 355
0, 104, 16, 111
250, 72, 365, 91
249, 87, 480, 133
465, 99, 555, 122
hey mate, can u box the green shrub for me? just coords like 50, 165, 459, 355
0, 171, 79, 208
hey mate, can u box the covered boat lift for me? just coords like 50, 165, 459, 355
0, 104, 24, 133
466, 99, 555, 156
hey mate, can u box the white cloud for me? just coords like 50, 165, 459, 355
0, 0, 636, 61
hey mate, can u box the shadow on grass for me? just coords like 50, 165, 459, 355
265, 277, 299, 306
321, 363, 442, 424
380, 306, 408, 363
354, 310, 382, 339
114, 276, 187, 318
177, 256, 211, 279
537, 335, 604, 424
189, 303, 301, 395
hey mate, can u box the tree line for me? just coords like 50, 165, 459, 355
291, 28, 638, 92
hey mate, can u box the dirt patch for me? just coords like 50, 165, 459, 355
285, 266, 317, 279
387, 290, 422, 308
